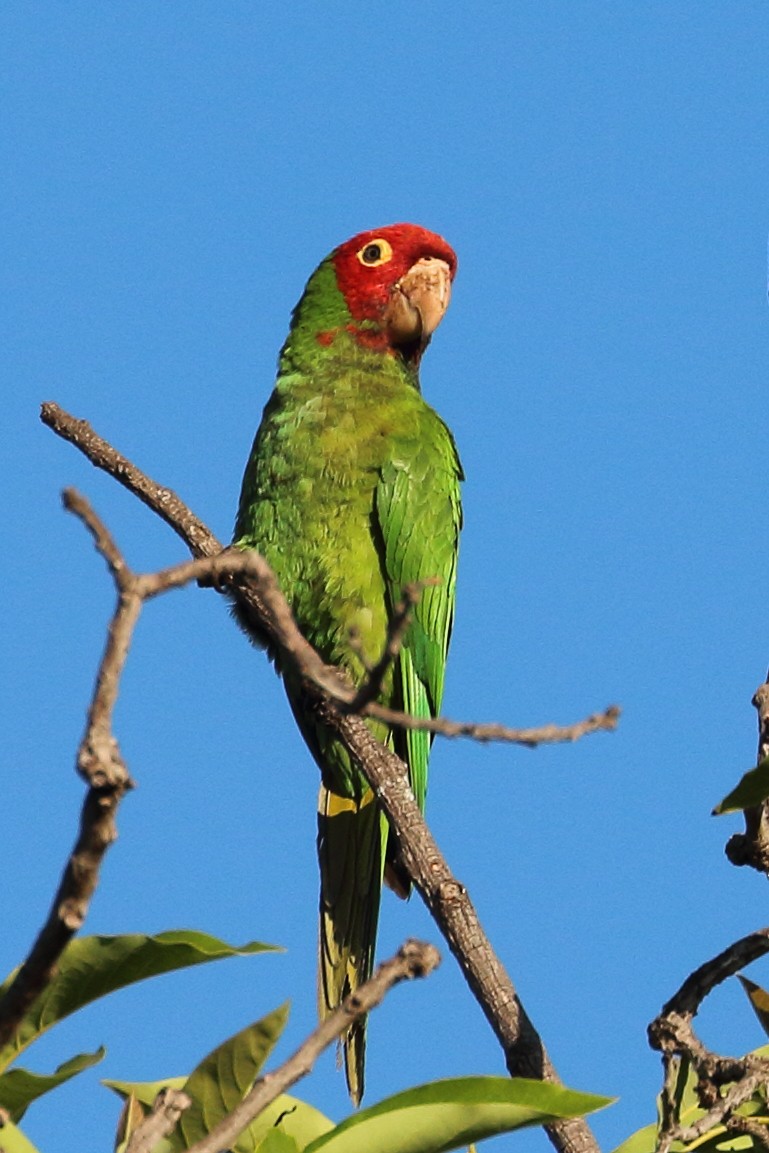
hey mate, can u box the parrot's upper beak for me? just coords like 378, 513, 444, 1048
384, 257, 452, 347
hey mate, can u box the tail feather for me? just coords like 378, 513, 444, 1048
317, 784, 388, 1105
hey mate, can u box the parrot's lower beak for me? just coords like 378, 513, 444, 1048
384, 257, 452, 347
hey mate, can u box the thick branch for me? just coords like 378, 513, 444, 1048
41, 403, 602, 1153
327, 704, 592, 1153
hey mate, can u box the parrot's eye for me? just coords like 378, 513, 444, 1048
356, 238, 393, 267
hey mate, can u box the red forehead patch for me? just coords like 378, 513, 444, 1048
332, 223, 457, 323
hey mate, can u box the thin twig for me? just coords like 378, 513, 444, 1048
42, 402, 217, 558
41, 402, 602, 1153
180, 941, 440, 1153
364, 701, 621, 746
347, 580, 433, 710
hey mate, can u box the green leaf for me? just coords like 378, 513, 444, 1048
105, 1076, 188, 1107
173, 1003, 291, 1151
0, 930, 276, 1070
105, 1006, 333, 1153
0, 1047, 105, 1121
255, 1132, 301, 1153
740, 977, 769, 1039
107, 1078, 332, 1153
304, 1076, 613, 1153
228, 1094, 333, 1153
611, 1122, 660, 1153
714, 760, 769, 814
0, 1117, 44, 1153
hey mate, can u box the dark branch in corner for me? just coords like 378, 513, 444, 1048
41, 401, 604, 1153
648, 931, 769, 1153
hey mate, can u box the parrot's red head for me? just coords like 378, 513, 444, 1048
331, 223, 457, 357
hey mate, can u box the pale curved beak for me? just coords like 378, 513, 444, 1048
384, 257, 452, 346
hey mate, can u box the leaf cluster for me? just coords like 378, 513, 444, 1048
0, 931, 608, 1152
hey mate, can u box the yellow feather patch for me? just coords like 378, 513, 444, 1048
319, 786, 375, 817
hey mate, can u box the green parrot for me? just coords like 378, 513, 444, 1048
233, 223, 462, 1103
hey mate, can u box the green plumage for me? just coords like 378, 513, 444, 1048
234, 229, 462, 1103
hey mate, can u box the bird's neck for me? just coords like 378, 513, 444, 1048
277, 260, 425, 384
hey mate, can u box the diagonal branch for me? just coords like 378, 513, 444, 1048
41, 402, 602, 1153
41, 403, 619, 750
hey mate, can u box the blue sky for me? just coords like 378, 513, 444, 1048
4, 4, 769, 1151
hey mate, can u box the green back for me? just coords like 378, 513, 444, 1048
234, 254, 462, 804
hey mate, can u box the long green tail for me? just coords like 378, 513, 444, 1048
317, 784, 389, 1104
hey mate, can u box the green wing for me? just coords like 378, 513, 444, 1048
374, 417, 463, 813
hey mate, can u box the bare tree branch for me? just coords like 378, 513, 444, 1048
42, 402, 217, 558
0, 492, 138, 1049
41, 402, 619, 750
41, 402, 602, 1153
0, 497, 291, 1053
654, 930, 769, 1021
648, 930, 769, 1153
363, 700, 620, 746
173, 940, 440, 1153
